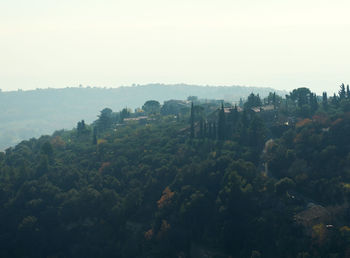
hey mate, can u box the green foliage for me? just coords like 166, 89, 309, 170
1, 84, 350, 257
142, 100, 161, 115
0, 85, 285, 150
97, 108, 113, 131
244, 93, 262, 109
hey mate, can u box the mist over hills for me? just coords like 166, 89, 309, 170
0, 84, 286, 150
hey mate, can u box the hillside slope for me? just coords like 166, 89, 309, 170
1, 87, 350, 257
0, 84, 285, 150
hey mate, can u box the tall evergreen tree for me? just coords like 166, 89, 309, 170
120, 108, 130, 122
239, 98, 244, 108
77, 120, 86, 136
208, 122, 213, 139
239, 110, 249, 144
190, 102, 194, 139
229, 105, 239, 135
331, 93, 339, 107
322, 92, 328, 110
92, 127, 97, 145
285, 95, 289, 112
98, 108, 113, 131
244, 93, 262, 109
339, 83, 346, 100
213, 122, 217, 140
77, 121, 82, 136
310, 93, 318, 113
199, 119, 204, 139
347, 85, 350, 99
218, 103, 226, 140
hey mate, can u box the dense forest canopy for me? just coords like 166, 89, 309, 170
0, 84, 285, 150
1, 84, 350, 257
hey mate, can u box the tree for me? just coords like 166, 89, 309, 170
190, 102, 194, 139
322, 92, 328, 110
161, 100, 188, 115
187, 96, 198, 102
244, 93, 262, 109
228, 105, 239, 136
41, 141, 53, 160
77, 120, 86, 136
98, 108, 113, 131
142, 100, 160, 115
218, 102, 226, 140
120, 108, 131, 122
208, 122, 213, 138
213, 122, 217, 139
199, 119, 204, 138
331, 93, 339, 107
37, 155, 49, 176
310, 93, 318, 113
273, 92, 277, 109
192, 105, 205, 121
290, 87, 311, 108
92, 127, 97, 145
239, 98, 244, 108
284, 95, 290, 112
248, 114, 266, 152
339, 83, 346, 100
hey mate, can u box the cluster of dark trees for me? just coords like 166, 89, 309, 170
1, 84, 350, 257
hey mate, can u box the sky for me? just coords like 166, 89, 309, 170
0, 0, 349, 94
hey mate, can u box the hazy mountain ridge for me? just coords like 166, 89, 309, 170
0, 84, 286, 150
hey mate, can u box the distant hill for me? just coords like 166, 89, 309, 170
0, 84, 286, 149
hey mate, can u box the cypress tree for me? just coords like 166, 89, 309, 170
239, 98, 244, 108
322, 92, 328, 110
93, 127, 98, 145
190, 102, 194, 139
208, 122, 213, 139
199, 119, 204, 138
285, 95, 289, 112
229, 105, 239, 137
331, 93, 339, 107
204, 121, 207, 138
213, 122, 217, 140
218, 102, 226, 140
310, 93, 318, 113
339, 83, 346, 100
77, 121, 82, 136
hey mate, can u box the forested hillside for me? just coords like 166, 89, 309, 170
0, 84, 285, 150
1, 85, 350, 257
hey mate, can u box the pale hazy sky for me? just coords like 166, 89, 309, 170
1, 0, 349, 94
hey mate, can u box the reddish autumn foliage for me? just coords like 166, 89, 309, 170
50, 136, 66, 149
99, 162, 111, 173
144, 228, 154, 240
296, 118, 312, 128
312, 115, 328, 126
157, 187, 175, 209
157, 220, 171, 239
